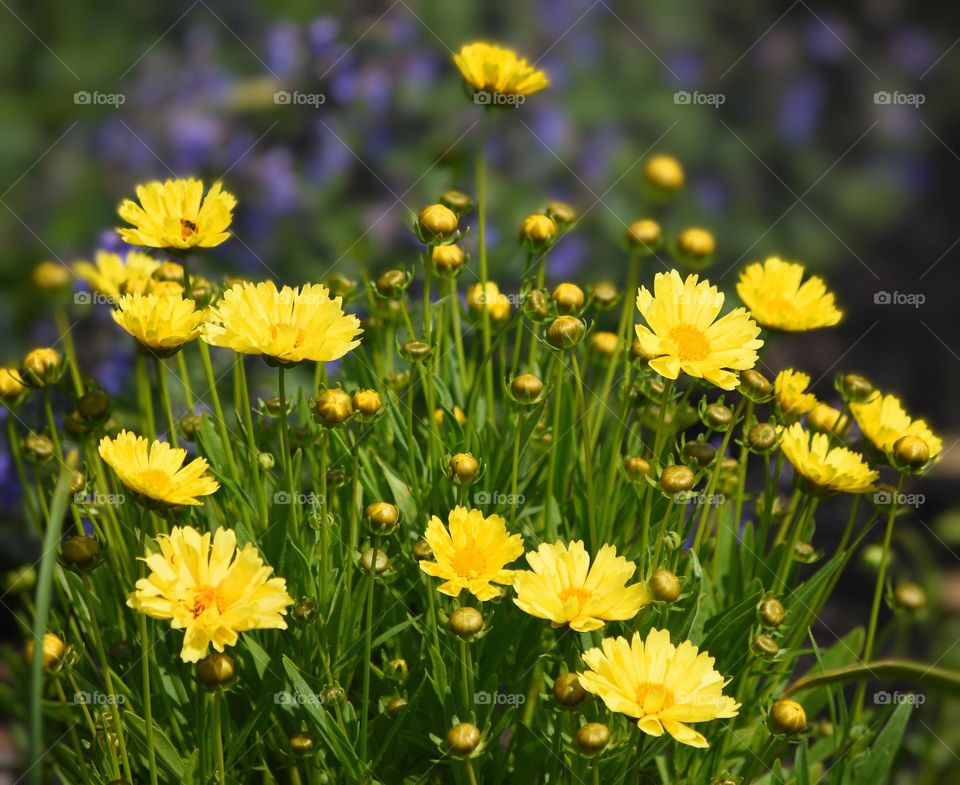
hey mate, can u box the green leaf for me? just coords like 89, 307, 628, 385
125, 710, 187, 781
785, 659, 960, 698
375, 456, 417, 524
849, 701, 912, 785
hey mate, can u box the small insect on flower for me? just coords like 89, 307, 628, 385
736, 257, 843, 331
128, 526, 293, 663
635, 270, 763, 391
418, 506, 524, 601
513, 541, 651, 632
780, 423, 878, 495
578, 628, 740, 748
850, 392, 942, 466
117, 179, 237, 250
111, 292, 206, 355
202, 280, 362, 366
98, 430, 219, 507
454, 42, 549, 98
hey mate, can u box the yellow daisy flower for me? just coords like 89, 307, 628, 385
774, 370, 818, 419
99, 430, 219, 507
635, 270, 763, 391
851, 392, 942, 461
419, 506, 524, 601
780, 422, 878, 494
74, 250, 161, 298
454, 42, 549, 98
112, 292, 205, 354
202, 281, 362, 366
513, 541, 650, 632
467, 282, 511, 323
736, 257, 842, 331
578, 628, 740, 748
117, 179, 236, 250
128, 526, 293, 663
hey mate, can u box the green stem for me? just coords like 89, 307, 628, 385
138, 509, 159, 785
197, 342, 238, 480
155, 357, 179, 447
693, 397, 746, 550
54, 308, 84, 395
135, 352, 157, 441
236, 356, 267, 522
570, 354, 598, 551
543, 356, 565, 539
214, 691, 226, 784
510, 410, 523, 528
277, 366, 298, 527
475, 135, 495, 426
360, 538, 377, 765
448, 277, 469, 393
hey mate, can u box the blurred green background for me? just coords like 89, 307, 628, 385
2, 0, 960, 776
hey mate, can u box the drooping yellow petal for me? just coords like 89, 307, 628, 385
737, 257, 842, 331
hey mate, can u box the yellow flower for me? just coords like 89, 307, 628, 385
0, 368, 26, 402
737, 258, 842, 331
202, 281, 362, 366
74, 250, 161, 298
780, 422, 878, 494
513, 541, 650, 632
99, 430, 219, 506
467, 282, 512, 323
851, 393, 942, 461
774, 370, 818, 418
635, 270, 763, 390
419, 506, 524, 601
454, 42, 548, 97
578, 629, 740, 748
117, 179, 236, 249
128, 526, 293, 663
112, 292, 205, 353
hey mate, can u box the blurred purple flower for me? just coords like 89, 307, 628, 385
778, 74, 825, 145
267, 21, 305, 78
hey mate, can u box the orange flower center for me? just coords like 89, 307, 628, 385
450, 547, 486, 578
137, 469, 172, 491
634, 681, 676, 714
180, 218, 198, 240
558, 586, 592, 613
191, 585, 226, 617
269, 322, 306, 349
669, 324, 710, 362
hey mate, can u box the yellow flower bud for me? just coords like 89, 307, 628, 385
33, 261, 73, 291
551, 282, 585, 314
510, 373, 544, 403
545, 201, 576, 226
385, 696, 408, 717
449, 606, 484, 639
359, 547, 389, 575
676, 227, 716, 266
893, 435, 929, 469
365, 502, 400, 533
626, 219, 662, 248
23, 433, 54, 462
289, 732, 317, 757
769, 699, 807, 735
574, 722, 610, 755
546, 316, 585, 349
683, 441, 716, 467
195, 652, 237, 689
590, 281, 619, 309
893, 580, 926, 611
432, 244, 466, 274
446, 722, 481, 756
375, 269, 409, 298
553, 672, 587, 707
747, 423, 778, 452
60, 536, 101, 571
21, 348, 62, 388
648, 568, 682, 602
352, 389, 382, 418
412, 538, 433, 561
418, 204, 459, 241
738, 369, 771, 399
449, 452, 479, 484
0, 369, 26, 402
520, 214, 557, 247
660, 465, 695, 494
467, 282, 511, 322
838, 373, 875, 403
401, 340, 432, 362
314, 388, 353, 426
644, 155, 684, 191
807, 403, 848, 437
623, 455, 651, 480
440, 189, 472, 214
753, 634, 780, 658
758, 597, 786, 627
23, 633, 66, 671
